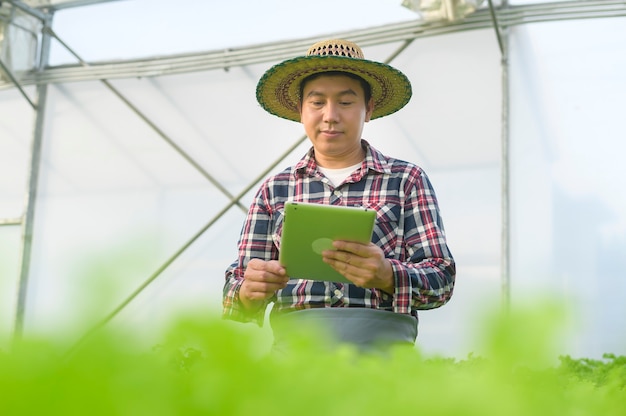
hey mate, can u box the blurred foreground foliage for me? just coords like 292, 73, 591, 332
1, 304, 624, 415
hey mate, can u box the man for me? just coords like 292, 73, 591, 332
223, 39, 455, 353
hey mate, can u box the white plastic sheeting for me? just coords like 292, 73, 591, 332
1, 1, 625, 358
508, 18, 626, 358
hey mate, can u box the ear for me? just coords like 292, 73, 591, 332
364, 97, 374, 122
297, 102, 303, 123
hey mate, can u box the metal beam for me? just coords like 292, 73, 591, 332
21, 0, 124, 11
1, 0, 624, 89
5, 0, 47, 21
0, 217, 23, 226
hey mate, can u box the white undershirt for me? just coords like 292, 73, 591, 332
318, 162, 362, 187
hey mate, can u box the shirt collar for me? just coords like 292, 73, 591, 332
294, 140, 391, 178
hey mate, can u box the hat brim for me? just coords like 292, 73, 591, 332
256, 55, 412, 122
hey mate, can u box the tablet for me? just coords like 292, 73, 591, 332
279, 201, 376, 283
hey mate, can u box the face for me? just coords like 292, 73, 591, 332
298, 74, 374, 168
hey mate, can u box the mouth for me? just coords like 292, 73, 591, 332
320, 130, 342, 137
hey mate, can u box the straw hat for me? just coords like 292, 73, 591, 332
256, 39, 412, 122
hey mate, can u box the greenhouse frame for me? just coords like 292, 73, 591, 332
1, 0, 625, 358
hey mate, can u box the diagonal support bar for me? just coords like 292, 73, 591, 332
487, 0, 506, 57
44, 26, 248, 213
63, 133, 309, 358
0, 58, 37, 110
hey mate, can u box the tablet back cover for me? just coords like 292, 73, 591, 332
279, 201, 376, 283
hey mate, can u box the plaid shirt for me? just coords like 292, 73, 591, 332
223, 140, 455, 326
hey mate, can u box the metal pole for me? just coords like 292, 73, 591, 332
497, 1, 511, 311
13, 10, 53, 341
487, 0, 511, 311
501, 41, 510, 311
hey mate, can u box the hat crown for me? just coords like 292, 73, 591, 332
306, 39, 364, 59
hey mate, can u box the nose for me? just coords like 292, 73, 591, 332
323, 101, 340, 124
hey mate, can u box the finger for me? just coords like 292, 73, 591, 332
247, 258, 265, 270
322, 257, 347, 278
321, 249, 345, 264
332, 240, 372, 257
323, 249, 356, 269
248, 270, 289, 286
247, 259, 286, 275
265, 260, 287, 276
243, 278, 287, 298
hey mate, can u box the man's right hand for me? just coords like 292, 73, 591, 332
239, 259, 289, 311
